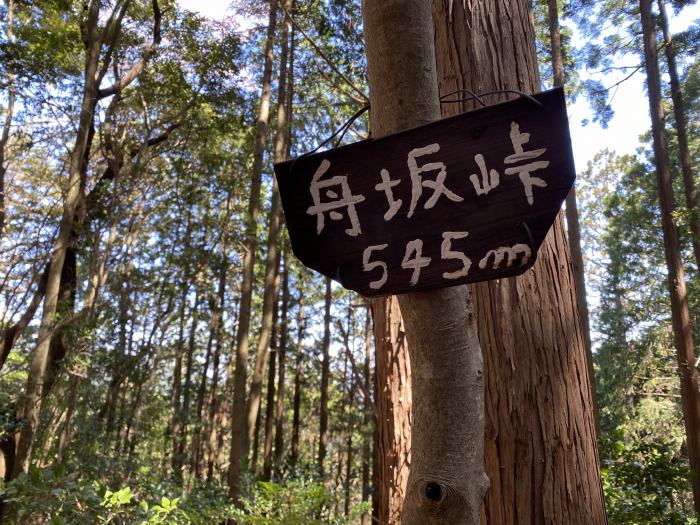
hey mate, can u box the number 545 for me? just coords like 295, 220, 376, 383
362, 231, 471, 290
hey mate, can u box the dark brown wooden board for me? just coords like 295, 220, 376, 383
274, 88, 575, 297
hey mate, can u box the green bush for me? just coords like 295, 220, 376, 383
231, 478, 368, 525
600, 431, 696, 525
0, 464, 235, 524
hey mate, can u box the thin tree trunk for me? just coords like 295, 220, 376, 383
228, 0, 279, 505
362, 2, 488, 523
361, 308, 372, 525
0, 268, 47, 371
657, 0, 700, 271
11, 0, 103, 477
103, 268, 132, 439
318, 277, 332, 477
641, 0, 700, 514
344, 380, 355, 517
273, 10, 295, 474
290, 282, 304, 466
432, 0, 606, 521
206, 233, 229, 481
55, 373, 80, 463
176, 284, 201, 482
274, 251, 290, 474
244, 0, 291, 449
262, 313, 279, 481
192, 285, 220, 480
547, 0, 599, 436
0, 0, 16, 240
251, 404, 263, 473
170, 217, 192, 480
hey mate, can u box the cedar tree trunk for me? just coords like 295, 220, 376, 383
641, 0, 700, 515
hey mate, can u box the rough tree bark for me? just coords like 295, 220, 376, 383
657, 0, 700, 272
368, 1, 606, 522
371, 294, 411, 524
362, 1, 488, 523
431, 0, 606, 522
227, 0, 279, 505
547, 0, 599, 434
640, 0, 700, 515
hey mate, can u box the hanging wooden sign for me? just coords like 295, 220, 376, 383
274, 88, 575, 297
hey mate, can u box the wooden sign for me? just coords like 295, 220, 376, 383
274, 88, 575, 297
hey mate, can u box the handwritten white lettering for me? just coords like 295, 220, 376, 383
406, 143, 463, 218
306, 159, 366, 236
401, 239, 431, 285
478, 243, 532, 270
504, 122, 549, 205
375, 169, 403, 221
441, 231, 472, 279
469, 154, 500, 196
362, 244, 389, 290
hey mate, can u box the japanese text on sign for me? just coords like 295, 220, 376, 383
275, 88, 576, 297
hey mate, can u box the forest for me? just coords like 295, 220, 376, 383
0, 0, 699, 523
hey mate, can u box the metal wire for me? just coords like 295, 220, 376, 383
441, 88, 545, 109
439, 89, 487, 106
287, 104, 370, 175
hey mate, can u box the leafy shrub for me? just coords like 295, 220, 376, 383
600, 431, 697, 525
232, 478, 368, 525
0, 464, 235, 524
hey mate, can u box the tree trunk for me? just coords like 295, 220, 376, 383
290, 282, 304, 466
262, 315, 278, 481
192, 279, 220, 480
177, 284, 201, 482
103, 268, 132, 439
344, 383, 355, 517
362, 2, 488, 523
206, 235, 229, 481
274, 11, 295, 474
361, 308, 372, 525
11, 0, 103, 477
227, 0, 279, 505
274, 251, 290, 474
55, 373, 80, 464
0, 267, 47, 372
245, 0, 291, 449
318, 277, 332, 477
0, 0, 16, 240
547, 0, 599, 436
170, 218, 192, 480
431, 0, 606, 522
251, 404, 263, 474
657, 0, 700, 272
640, 0, 700, 515
371, 295, 411, 524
